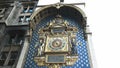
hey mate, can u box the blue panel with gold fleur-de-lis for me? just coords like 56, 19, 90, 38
24, 16, 91, 68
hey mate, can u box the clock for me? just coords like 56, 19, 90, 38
48, 38, 65, 51
34, 15, 78, 67
45, 35, 69, 52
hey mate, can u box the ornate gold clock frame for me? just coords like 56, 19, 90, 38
34, 15, 78, 68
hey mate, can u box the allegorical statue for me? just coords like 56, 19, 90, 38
35, 38, 45, 56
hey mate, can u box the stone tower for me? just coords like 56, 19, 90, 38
0, 0, 38, 68
0, 0, 95, 68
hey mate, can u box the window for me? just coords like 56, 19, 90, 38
28, 8, 33, 13
9, 35, 16, 44
22, 7, 33, 13
19, 16, 24, 22
19, 16, 30, 23
0, 30, 23, 66
7, 30, 25, 45
25, 16, 30, 22
16, 34, 24, 45
9, 35, 22, 45
0, 52, 9, 66
0, 51, 19, 66
22, 8, 28, 13
8, 51, 18, 66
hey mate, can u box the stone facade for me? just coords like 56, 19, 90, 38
0, 1, 95, 68
0, 0, 38, 68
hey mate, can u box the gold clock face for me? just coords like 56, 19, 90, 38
45, 35, 69, 52
48, 38, 65, 51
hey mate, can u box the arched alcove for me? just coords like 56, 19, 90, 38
23, 4, 91, 68
30, 4, 87, 40
30, 4, 86, 29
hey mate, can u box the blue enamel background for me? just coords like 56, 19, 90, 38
24, 16, 91, 68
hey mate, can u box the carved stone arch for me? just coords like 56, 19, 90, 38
29, 4, 87, 40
